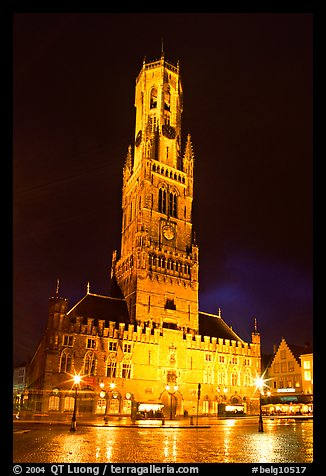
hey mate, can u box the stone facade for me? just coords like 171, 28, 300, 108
25, 54, 262, 418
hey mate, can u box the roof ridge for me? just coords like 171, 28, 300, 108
87, 292, 126, 301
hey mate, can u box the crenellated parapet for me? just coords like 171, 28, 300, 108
184, 332, 260, 357
50, 309, 260, 362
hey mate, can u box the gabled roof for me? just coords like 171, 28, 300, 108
199, 311, 245, 343
272, 337, 313, 366
67, 293, 130, 325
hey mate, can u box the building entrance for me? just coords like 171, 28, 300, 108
161, 390, 181, 419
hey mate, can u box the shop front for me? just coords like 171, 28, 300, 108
261, 393, 313, 416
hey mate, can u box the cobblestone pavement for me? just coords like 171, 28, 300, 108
13, 417, 313, 464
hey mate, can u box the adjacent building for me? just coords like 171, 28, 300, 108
262, 337, 313, 415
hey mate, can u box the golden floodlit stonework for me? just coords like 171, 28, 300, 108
26, 53, 261, 419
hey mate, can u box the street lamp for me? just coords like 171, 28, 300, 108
70, 375, 81, 432
165, 384, 178, 420
255, 377, 264, 433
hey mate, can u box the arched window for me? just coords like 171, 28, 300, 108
158, 188, 167, 214
231, 372, 238, 387
106, 354, 117, 378
59, 350, 72, 373
204, 365, 213, 384
169, 192, 177, 217
218, 370, 226, 386
150, 88, 158, 109
64, 396, 75, 412
48, 395, 60, 411
121, 355, 132, 379
83, 351, 96, 376
164, 88, 170, 111
243, 368, 251, 387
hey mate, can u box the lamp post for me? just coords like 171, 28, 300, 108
196, 383, 201, 426
70, 375, 81, 432
165, 384, 178, 420
255, 377, 264, 433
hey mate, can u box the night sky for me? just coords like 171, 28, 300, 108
13, 12, 313, 367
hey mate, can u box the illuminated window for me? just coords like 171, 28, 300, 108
48, 395, 60, 411
304, 370, 311, 381
169, 192, 177, 217
218, 371, 226, 385
123, 343, 132, 353
166, 371, 177, 384
109, 341, 117, 352
203, 366, 213, 384
64, 396, 75, 412
122, 360, 131, 379
303, 360, 311, 369
243, 369, 251, 386
202, 400, 209, 414
158, 188, 167, 214
231, 373, 238, 386
150, 88, 157, 109
164, 88, 170, 111
83, 351, 96, 376
106, 355, 117, 378
63, 335, 73, 347
86, 338, 96, 349
59, 350, 72, 373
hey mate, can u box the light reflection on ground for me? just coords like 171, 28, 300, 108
13, 419, 313, 464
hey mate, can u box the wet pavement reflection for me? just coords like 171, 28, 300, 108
13, 418, 313, 464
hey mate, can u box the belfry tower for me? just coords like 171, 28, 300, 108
112, 53, 199, 333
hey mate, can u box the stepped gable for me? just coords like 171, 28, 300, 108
283, 340, 313, 365
199, 311, 245, 343
67, 292, 130, 325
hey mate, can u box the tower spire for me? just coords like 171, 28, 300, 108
161, 37, 164, 58
55, 279, 60, 297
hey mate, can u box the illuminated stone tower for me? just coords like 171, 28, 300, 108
113, 53, 199, 332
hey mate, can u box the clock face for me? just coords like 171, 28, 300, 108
135, 130, 142, 147
162, 225, 175, 240
162, 124, 176, 139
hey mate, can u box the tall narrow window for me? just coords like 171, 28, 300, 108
48, 395, 60, 411
59, 350, 72, 373
169, 192, 177, 217
83, 351, 96, 376
106, 355, 117, 378
158, 188, 167, 214
150, 88, 158, 109
122, 356, 132, 379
